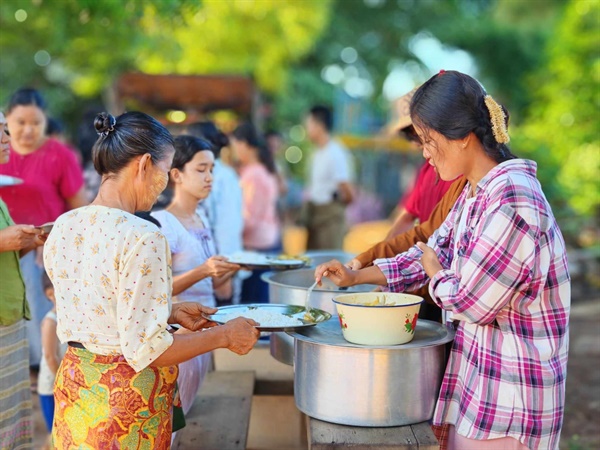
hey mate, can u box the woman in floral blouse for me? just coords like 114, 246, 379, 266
44, 111, 260, 449
315, 71, 570, 450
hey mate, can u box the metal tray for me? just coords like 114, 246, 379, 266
288, 317, 454, 349
209, 303, 331, 332
226, 252, 307, 271
0, 175, 23, 187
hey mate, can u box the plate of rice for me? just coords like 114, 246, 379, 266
209, 304, 331, 331
225, 251, 307, 271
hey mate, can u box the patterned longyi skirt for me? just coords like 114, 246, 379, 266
52, 346, 179, 450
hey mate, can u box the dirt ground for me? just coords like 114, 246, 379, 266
31, 296, 600, 450
560, 297, 600, 450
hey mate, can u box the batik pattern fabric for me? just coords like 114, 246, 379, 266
0, 320, 33, 450
53, 346, 178, 450
375, 160, 570, 450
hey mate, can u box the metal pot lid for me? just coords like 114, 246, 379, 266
288, 318, 454, 350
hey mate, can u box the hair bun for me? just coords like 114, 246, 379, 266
94, 112, 116, 136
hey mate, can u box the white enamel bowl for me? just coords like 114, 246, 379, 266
332, 292, 424, 346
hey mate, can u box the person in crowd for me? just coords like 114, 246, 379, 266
1, 88, 86, 365
265, 129, 290, 226
46, 117, 65, 141
386, 89, 455, 239
151, 135, 240, 414
265, 129, 289, 198
38, 272, 66, 449
230, 122, 281, 303
44, 111, 260, 449
0, 110, 45, 449
304, 105, 354, 250
187, 121, 244, 303
316, 71, 570, 450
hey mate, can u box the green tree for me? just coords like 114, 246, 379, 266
138, 0, 331, 95
514, 0, 599, 221
0, 0, 330, 103
0, 0, 200, 121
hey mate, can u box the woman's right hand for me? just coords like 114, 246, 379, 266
315, 259, 358, 287
222, 317, 260, 355
203, 256, 241, 278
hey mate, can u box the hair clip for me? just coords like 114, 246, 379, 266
438, 70, 446, 75
484, 95, 510, 144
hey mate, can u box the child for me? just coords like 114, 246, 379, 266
37, 272, 66, 441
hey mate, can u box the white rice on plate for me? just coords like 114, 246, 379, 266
220, 309, 303, 327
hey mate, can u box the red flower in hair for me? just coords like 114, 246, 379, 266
439, 70, 446, 75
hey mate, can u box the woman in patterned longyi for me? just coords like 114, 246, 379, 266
44, 111, 260, 449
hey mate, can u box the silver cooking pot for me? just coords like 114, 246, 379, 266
262, 268, 377, 365
289, 319, 454, 427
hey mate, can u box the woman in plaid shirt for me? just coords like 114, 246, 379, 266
315, 71, 570, 450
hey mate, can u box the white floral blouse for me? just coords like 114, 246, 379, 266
44, 205, 174, 372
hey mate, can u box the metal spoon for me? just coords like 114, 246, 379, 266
303, 280, 318, 322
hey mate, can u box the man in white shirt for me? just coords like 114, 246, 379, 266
304, 105, 354, 250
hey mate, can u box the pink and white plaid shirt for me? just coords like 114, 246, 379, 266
375, 160, 570, 449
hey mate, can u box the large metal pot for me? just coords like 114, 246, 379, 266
289, 319, 454, 427
262, 268, 376, 314
262, 268, 377, 365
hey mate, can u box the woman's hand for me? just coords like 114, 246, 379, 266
315, 259, 357, 287
0, 225, 44, 253
345, 259, 363, 270
222, 317, 260, 355
169, 302, 218, 331
203, 256, 241, 278
416, 242, 443, 278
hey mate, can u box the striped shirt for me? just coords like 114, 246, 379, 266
375, 159, 570, 449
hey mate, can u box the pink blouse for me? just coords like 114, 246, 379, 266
0, 138, 84, 225
239, 163, 279, 250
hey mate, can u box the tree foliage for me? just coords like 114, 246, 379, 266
514, 0, 599, 220
0, 0, 330, 102
138, 0, 331, 94
0, 0, 196, 114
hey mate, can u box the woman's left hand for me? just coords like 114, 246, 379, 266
416, 242, 443, 278
170, 302, 219, 331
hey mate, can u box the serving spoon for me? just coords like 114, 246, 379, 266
303, 280, 318, 322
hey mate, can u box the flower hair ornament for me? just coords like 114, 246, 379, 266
484, 95, 510, 144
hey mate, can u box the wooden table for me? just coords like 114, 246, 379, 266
307, 416, 440, 450
173, 371, 255, 450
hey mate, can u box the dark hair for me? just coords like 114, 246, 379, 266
400, 125, 420, 144
46, 117, 64, 136
172, 135, 215, 171
8, 88, 47, 112
265, 129, 281, 140
309, 105, 334, 132
41, 271, 53, 293
92, 111, 174, 175
232, 122, 276, 174
410, 71, 516, 163
134, 211, 162, 228
186, 121, 228, 159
